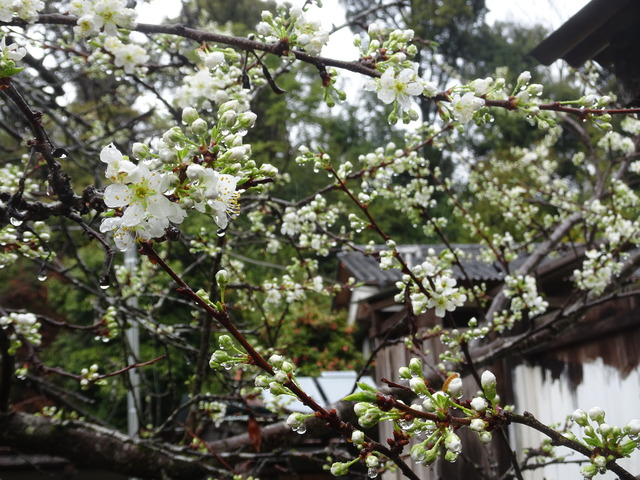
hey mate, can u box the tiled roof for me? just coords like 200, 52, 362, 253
530, 0, 640, 68
338, 244, 528, 287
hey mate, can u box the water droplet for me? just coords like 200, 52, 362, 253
368, 467, 379, 478
37, 274, 47, 282
216, 228, 226, 237
222, 363, 232, 371
296, 425, 306, 434
10, 217, 23, 226
99, 275, 110, 290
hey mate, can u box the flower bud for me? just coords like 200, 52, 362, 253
215, 269, 229, 289
626, 418, 640, 435
598, 423, 611, 436
274, 371, 289, 384
255, 375, 270, 388
581, 463, 598, 479
132, 142, 150, 159
517, 71, 531, 85
470, 396, 487, 413
589, 406, 605, 424
330, 462, 350, 477
358, 409, 382, 429
286, 412, 306, 430
182, 107, 199, 125
186, 164, 205, 180
237, 111, 257, 129
444, 432, 462, 454
409, 377, 429, 396
218, 334, 233, 350
571, 409, 589, 426
593, 455, 606, 469
445, 375, 463, 398
481, 370, 497, 401
268, 354, 284, 368
351, 430, 364, 445
191, 118, 208, 135
409, 358, 422, 377
470, 419, 487, 432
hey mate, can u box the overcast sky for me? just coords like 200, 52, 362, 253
136, 0, 593, 63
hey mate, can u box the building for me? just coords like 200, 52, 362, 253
336, 244, 640, 479
530, 0, 640, 105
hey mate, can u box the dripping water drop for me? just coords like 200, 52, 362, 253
10, 217, 23, 226
99, 275, 110, 290
216, 228, 226, 237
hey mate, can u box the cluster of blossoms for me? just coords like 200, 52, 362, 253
354, 141, 439, 233
0, 222, 51, 268
334, 360, 500, 477
253, 354, 299, 405
570, 407, 640, 479
279, 192, 340, 257
208, 334, 248, 371
364, 66, 424, 122
573, 249, 623, 297
95, 305, 119, 342
256, 5, 329, 56
68, 0, 137, 37
492, 274, 548, 330
0, 311, 41, 354
354, 22, 438, 123
176, 46, 249, 110
0, 34, 26, 77
66, 0, 149, 76
79, 363, 105, 389
99, 144, 187, 250
0, 0, 43, 23
99, 102, 273, 250
392, 248, 467, 318
444, 70, 550, 126
199, 399, 227, 428
0, 162, 53, 265
103, 36, 149, 74
437, 318, 491, 368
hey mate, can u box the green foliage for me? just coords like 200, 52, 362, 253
264, 298, 363, 376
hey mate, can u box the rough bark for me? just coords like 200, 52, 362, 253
0, 412, 222, 479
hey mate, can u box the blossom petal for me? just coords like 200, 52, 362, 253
104, 184, 132, 208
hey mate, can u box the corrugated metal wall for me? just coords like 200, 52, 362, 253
512, 357, 640, 479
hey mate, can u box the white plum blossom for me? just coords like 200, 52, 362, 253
0, 311, 41, 354
104, 37, 149, 74
100, 143, 136, 182
0, 0, 43, 23
291, 8, 329, 56
504, 274, 548, 318
69, 0, 137, 37
202, 50, 226, 68
573, 249, 622, 296
0, 36, 26, 62
99, 145, 186, 250
365, 67, 423, 112
208, 173, 241, 230
450, 92, 484, 124
471, 77, 493, 96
